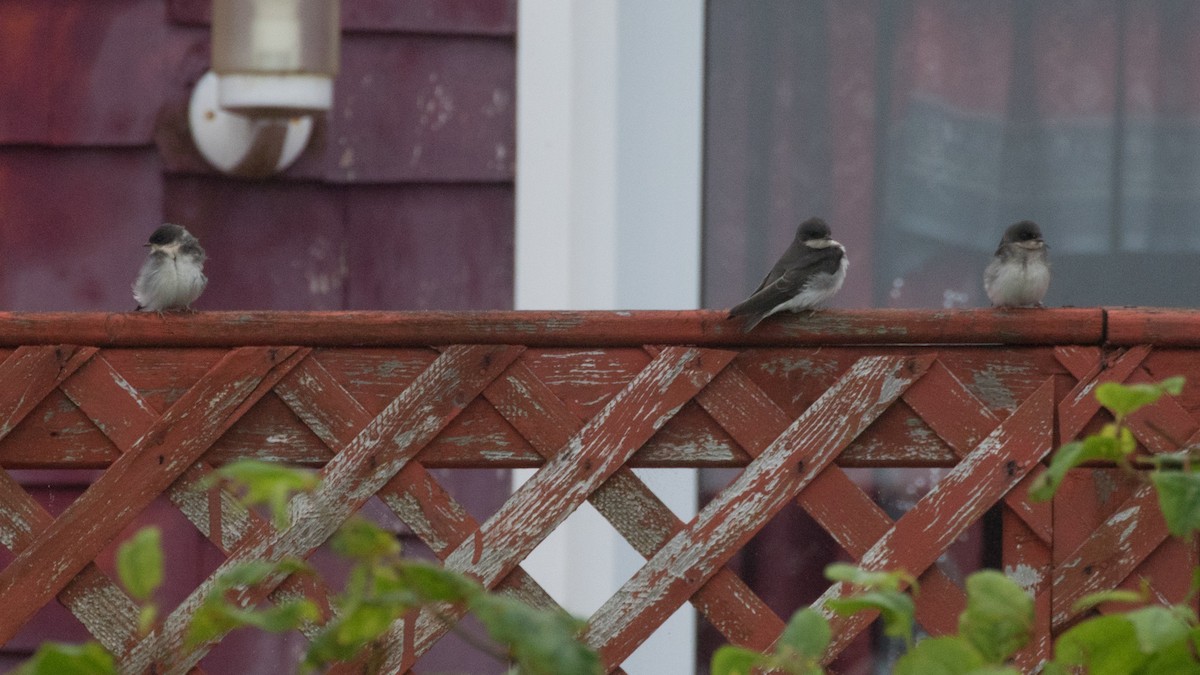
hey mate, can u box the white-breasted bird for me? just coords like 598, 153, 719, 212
984, 220, 1049, 308
728, 217, 848, 333
132, 224, 208, 312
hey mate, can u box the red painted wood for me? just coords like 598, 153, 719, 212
60, 354, 343, 663
1051, 484, 1170, 629
694, 361, 966, 638
0, 312, 1194, 672
819, 379, 1055, 659
407, 347, 738, 669
146, 345, 522, 672
484, 359, 786, 651
583, 355, 934, 667
1106, 308, 1200, 346
0, 346, 305, 643
0, 309, 1105, 347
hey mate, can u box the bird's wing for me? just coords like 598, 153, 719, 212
729, 246, 843, 319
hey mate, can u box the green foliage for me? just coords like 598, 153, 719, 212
14, 642, 116, 675
1046, 610, 1200, 674
957, 571, 1033, 664
116, 527, 162, 602
176, 477, 599, 675
1150, 470, 1200, 538
825, 565, 917, 647
116, 526, 164, 634
205, 459, 319, 529
1095, 377, 1184, 421
186, 558, 320, 648
1029, 432, 1132, 501
470, 594, 601, 675
711, 608, 830, 675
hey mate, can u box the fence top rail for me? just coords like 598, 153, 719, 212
0, 307, 1188, 347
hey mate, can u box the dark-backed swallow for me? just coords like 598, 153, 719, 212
728, 217, 848, 333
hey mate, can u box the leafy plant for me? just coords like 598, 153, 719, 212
711, 566, 1031, 675
187, 461, 601, 674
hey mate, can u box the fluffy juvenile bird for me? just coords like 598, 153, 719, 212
728, 217, 848, 333
984, 220, 1049, 308
132, 224, 208, 312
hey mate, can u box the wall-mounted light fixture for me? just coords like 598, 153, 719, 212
189, 0, 340, 178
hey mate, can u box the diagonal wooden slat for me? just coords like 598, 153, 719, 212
0, 346, 144, 652
394, 347, 738, 671
59, 353, 346, 661
903, 360, 1051, 542
273, 355, 599, 674
0, 469, 142, 653
1055, 345, 1151, 441
1051, 345, 1199, 628
584, 355, 934, 668
483, 358, 786, 650
138, 344, 524, 674
0, 345, 97, 438
817, 378, 1055, 659
694, 358, 967, 639
0, 346, 305, 644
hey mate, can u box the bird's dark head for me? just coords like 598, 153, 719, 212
146, 223, 187, 247
1002, 220, 1045, 249
796, 217, 832, 243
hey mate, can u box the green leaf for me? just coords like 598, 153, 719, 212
209, 460, 319, 529
138, 604, 158, 635
710, 646, 765, 675
824, 563, 916, 592
1073, 588, 1148, 613
826, 590, 915, 645
400, 561, 481, 603
1096, 377, 1185, 418
958, 570, 1034, 664
1030, 435, 1127, 502
1125, 606, 1191, 654
1150, 470, 1200, 539
14, 642, 116, 675
235, 598, 321, 633
186, 590, 320, 648
116, 526, 163, 602
894, 637, 984, 675
214, 558, 311, 590
471, 594, 600, 675
1051, 614, 1147, 674
778, 607, 831, 661
331, 517, 403, 560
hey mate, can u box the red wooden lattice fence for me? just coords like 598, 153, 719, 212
0, 309, 1196, 673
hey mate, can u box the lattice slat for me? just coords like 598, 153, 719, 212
0, 310, 1196, 674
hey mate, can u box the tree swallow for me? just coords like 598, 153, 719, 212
132, 224, 208, 312
984, 220, 1049, 308
728, 217, 848, 332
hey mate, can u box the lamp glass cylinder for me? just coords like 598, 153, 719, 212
212, 0, 339, 76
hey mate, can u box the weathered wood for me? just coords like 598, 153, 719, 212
140, 345, 523, 673
0, 311, 1194, 673
400, 347, 738, 670
0, 346, 305, 643
1106, 308, 1200, 346
694, 360, 967, 638
583, 355, 933, 667
0, 309, 1104, 348
484, 358, 786, 651
818, 378, 1055, 659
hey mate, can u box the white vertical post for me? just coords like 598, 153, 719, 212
515, 1, 705, 673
